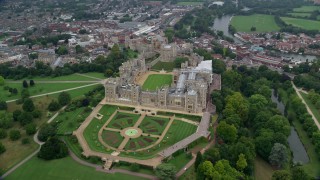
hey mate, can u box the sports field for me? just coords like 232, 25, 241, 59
230, 14, 280, 32
280, 17, 320, 30
5, 157, 144, 180
293, 6, 320, 13
142, 74, 172, 91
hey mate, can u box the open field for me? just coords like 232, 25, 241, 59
176, 1, 203, 5
293, 6, 320, 13
231, 14, 280, 32
5, 157, 144, 180
287, 12, 311, 18
151, 61, 175, 72
7, 73, 100, 81
254, 156, 274, 180
300, 92, 320, 123
81, 72, 105, 79
280, 17, 320, 31
1, 82, 94, 101
139, 116, 170, 135
142, 74, 172, 91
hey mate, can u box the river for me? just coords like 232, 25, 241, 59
271, 90, 309, 164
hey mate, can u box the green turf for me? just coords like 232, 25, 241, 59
168, 153, 192, 171
0, 82, 95, 101
107, 112, 140, 129
176, 1, 203, 5
81, 72, 106, 79
55, 107, 91, 134
101, 130, 124, 148
83, 105, 118, 153
178, 164, 196, 180
157, 111, 202, 122
8, 73, 100, 81
151, 61, 175, 71
5, 157, 145, 180
300, 92, 320, 123
124, 136, 158, 150
140, 116, 170, 135
142, 74, 172, 91
280, 17, 320, 30
230, 14, 280, 32
287, 12, 311, 18
293, 6, 320, 13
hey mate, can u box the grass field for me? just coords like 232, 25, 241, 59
8, 73, 100, 81
293, 6, 320, 13
5, 157, 144, 180
81, 72, 105, 79
168, 153, 192, 171
176, 1, 203, 5
139, 116, 170, 135
280, 17, 320, 31
178, 164, 196, 180
254, 156, 274, 180
142, 74, 172, 91
287, 12, 311, 18
300, 92, 320, 123
0, 82, 94, 101
151, 61, 175, 71
231, 14, 280, 32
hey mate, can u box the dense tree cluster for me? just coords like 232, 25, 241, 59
38, 137, 68, 160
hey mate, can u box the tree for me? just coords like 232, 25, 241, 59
38, 124, 57, 142
0, 101, 7, 110
292, 166, 310, 180
48, 100, 61, 111
30, 80, 35, 86
0, 75, 5, 86
269, 143, 288, 168
75, 45, 84, 54
21, 88, 30, 100
195, 152, 203, 171
174, 57, 188, 68
251, 26, 256, 31
155, 163, 177, 180
58, 92, 71, 106
197, 161, 214, 179
13, 110, 22, 121
38, 137, 68, 160
56, 45, 68, 55
9, 130, 21, 141
22, 80, 28, 88
272, 170, 292, 180
0, 112, 13, 129
223, 92, 249, 123
25, 123, 37, 135
0, 142, 5, 154
236, 153, 247, 171
212, 59, 226, 74
18, 112, 33, 126
22, 98, 35, 112
0, 129, 7, 139
216, 121, 238, 143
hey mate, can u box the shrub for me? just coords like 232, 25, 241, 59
0, 129, 7, 139
25, 123, 37, 135
0, 142, 5, 154
9, 130, 21, 141
130, 163, 140, 172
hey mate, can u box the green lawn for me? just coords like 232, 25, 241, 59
293, 6, 320, 13
168, 153, 192, 171
280, 17, 320, 30
157, 111, 202, 122
55, 107, 91, 135
124, 136, 158, 151
176, 1, 203, 5
142, 74, 173, 91
287, 12, 311, 18
254, 156, 274, 180
82, 72, 105, 79
300, 92, 320, 123
8, 73, 100, 81
178, 164, 196, 180
139, 116, 170, 135
107, 112, 140, 129
1, 82, 95, 101
5, 157, 145, 180
151, 61, 175, 72
231, 14, 280, 32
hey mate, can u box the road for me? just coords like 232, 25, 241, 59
5, 83, 100, 103
292, 81, 320, 130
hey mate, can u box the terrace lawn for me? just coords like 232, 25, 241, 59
5, 157, 144, 180
83, 105, 118, 153
107, 112, 140, 129
293, 6, 320, 12
142, 74, 172, 91
287, 12, 311, 18
101, 130, 124, 148
176, 1, 203, 5
300, 92, 320, 123
140, 116, 170, 135
230, 14, 280, 32
151, 61, 175, 72
1, 82, 95, 101
280, 17, 320, 31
